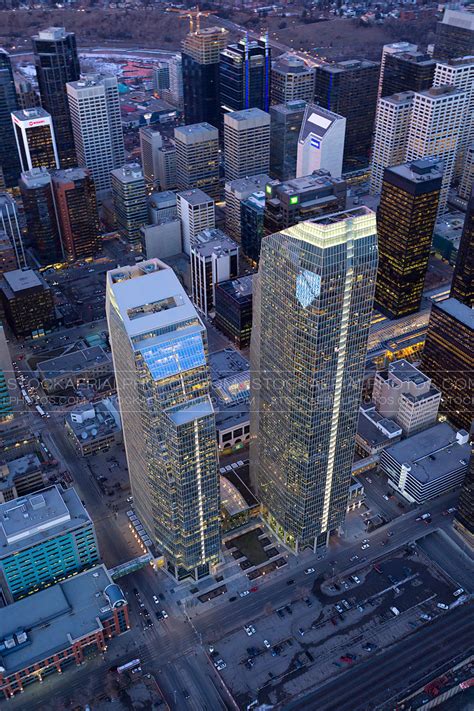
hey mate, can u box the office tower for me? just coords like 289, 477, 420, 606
241, 191, 265, 263
450, 187, 473, 308
14, 77, 40, 110
0, 193, 26, 269
223, 108, 270, 182
225, 173, 270, 241
215, 275, 253, 348
422, 298, 473, 432
19, 168, 63, 265
177, 188, 215, 255
167, 54, 183, 109
0, 49, 21, 188
11, 108, 59, 172
380, 52, 436, 97
313, 59, 379, 170
0, 231, 17, 276
378, 42, 417, 100
106, 259, 221, 580
140, 125, 163, 191
190, 228, 239, 316
433, 57, 474, 178
0, 269, 56, 338
372, 359, 441, 436
370, 91, 413, 195
375, 160, 442, 320
157, 139, 177, 191
459, 143, 474, 201
140, 219, 182, 261
33, 27, 81, 168
454, 453, 474, 545
51, 167, 100, 261
434, 9, 474, 60
264, 171, 347, 235
296, 103, 346, 179
111, 164, 148, 249
250, 207, 378, 551
0, 485, 99, 601
220, 36, 271, 115
271, 54, 314, 105
406, 86, 467, 214
153, 62, 170, 94
270, 100, 306, 181
67, 75, 125, 199
0, 323, 17, 422
182, 26, 228, 127
175, 123, 220, 200
148, 191, 177, 223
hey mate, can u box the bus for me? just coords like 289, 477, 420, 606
117, 659, 140, 674
21, 389, 33, 406
35, 405, 46, 417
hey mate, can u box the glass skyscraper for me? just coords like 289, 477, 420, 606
106, 259, 220, 580
0, 49, 21, 187
250, 207, 378, 552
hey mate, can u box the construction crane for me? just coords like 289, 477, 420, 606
166, 5, 211, 34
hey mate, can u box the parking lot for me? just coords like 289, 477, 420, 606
209, 544, 467, 710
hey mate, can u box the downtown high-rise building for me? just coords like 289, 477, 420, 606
370, 91, 414, 195
375, 159, 443, 320
296, 103, 346, 179
223, 108, 270, 181
450, 187, 473, 308
176, 188, 215, 256
182, 26, 228, 127
20, 168, 63, 265
224, 173, 270, 241
167, 54, 183, 109
111, 164, 148, 249
459, 143, 474, 201
0, 49, 21, 188
406, 85, 467, 214
271, 54, 314, 105
270, 100, 306, 181
434, 9, 474, 60
433, 56, 474, 179
67, 75, 125, 199
0, 193, 26, 269
51, 167, 99, 261
174, 122, 220, 200
106, 259, 221, 580
454, 453, 474, 545
380, 51, 436, 98
220, 36, 271, 115
11, 108, 59, 173
377, 42, 417, 100
140, 125, 163, 191
33, 27, 81, 168
250, 207, 378, 551
313, 59, 379, 170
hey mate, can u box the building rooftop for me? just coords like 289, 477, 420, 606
417, 85, 465, 100
2, 269, 44, 294
11, 107, 51, 123
0, 485, 92, 554
177, 188, 214, 206
269, 170, 345, 197
209, 348, 249, 381
390, 51, 435, 66
358, 405, 402, 448
299, 103, 345, 143
34, 26, 72, 41
272, 53, 313, 74
243, 191, 265, 212
224, 108, 270, 126
441, 9, 474, 30
51, 167, 90, 185
20, 167, 52, 188
66, 397, 121, 444
37, 346, 112, 381
107, 259, 201, 340
320, 58, 379, 73
271, 100, 307, 115
435, 297, 474, 329
191, 228, 238, 257
148, 191, 177, 210
215, 399, 250, 432
0, 565, 124, 676
384, 422, 471, 484
2, 453, 42, 480
226, 174, 271, 195
436, 56, 474, 68
385, 358, 429, 385
174, 122, 218, 143
382, 91, 415, 106
387, 159, 444, 184
110, 163, 144, 184
210, 349, 250, 407
217, 275, 254, 302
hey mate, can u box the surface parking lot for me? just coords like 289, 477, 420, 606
210, 544, 466, 710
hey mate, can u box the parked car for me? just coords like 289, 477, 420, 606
263, 639, 271, 649
304, 568, 315, 575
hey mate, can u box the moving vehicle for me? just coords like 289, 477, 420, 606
453, 588, 464, 597
117, 659, 141, 674
437, 603, 448, 610
239, 590, 250, 597
35, 404, 46, 417
304, 568, 315, 575
390, 606, 400, 616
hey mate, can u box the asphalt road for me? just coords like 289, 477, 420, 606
284, 603, 474, 711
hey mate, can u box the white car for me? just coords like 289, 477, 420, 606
447, 507, 456, 514
153, 595, 159, 604
383, 495, 390, 501
304, 568, 315, 575
453, 588, 464, 597
239, 590, 250, 598
366, 477, 372, 484
352, 576, 361, 584
161, 609, 169, 618
437, 603, 449, 610
361, 544, 370, 550
244, 625, 256, 636
263, 639, 271, 649
350, 555, 359, 562
216, 662, 226, 671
